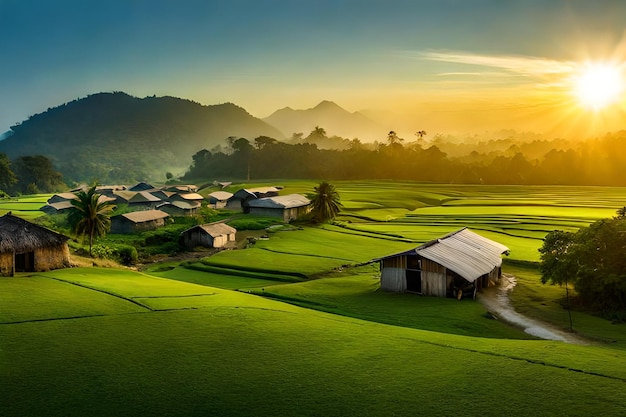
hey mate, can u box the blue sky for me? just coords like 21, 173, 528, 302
2, 0, 625, 137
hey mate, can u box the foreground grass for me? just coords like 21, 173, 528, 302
2, 268, 626, 417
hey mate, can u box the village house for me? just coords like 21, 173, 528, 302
110, 210, 170, 234
247, 194, 311, 222
180, 222, 237, 249
0, 213, 71, 276
156, 200, 201, 216
226, 187, 280, 211
208, 191, 233, 208
377, 228, 509, 299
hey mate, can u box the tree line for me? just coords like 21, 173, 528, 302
0, 154, 65, 196
184, 129, 626, 186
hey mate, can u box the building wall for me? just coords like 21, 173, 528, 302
0, 252, 14, 276
0, 244, 70, 277
34, 245, 71, 272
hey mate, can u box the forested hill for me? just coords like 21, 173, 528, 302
0, 92, 283, 184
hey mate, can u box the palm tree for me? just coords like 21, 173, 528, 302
309, 181, 342, 223
616, 206, 626, 219
67, 186, 115, 256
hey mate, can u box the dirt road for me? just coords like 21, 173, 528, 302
478, 274, 591, 345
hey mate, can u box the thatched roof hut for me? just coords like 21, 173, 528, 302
0, 213, 71, 276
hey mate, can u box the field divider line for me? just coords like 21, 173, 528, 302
397, 336, 626, 384
131, 293, 219, 299
38, 274, 155, 311
0, 311, 152, 325
256, 247, 356, 262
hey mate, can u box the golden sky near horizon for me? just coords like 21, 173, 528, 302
1, 1, 625, 140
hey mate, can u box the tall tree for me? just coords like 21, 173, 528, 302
0, 153, 17, 192
309, 181, 342, 223
67, 186, 115, 256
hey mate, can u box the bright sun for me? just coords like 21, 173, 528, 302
574, 63, 624, 111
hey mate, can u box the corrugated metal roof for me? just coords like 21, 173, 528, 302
415, 228, 508, 283
247, 194, 310, 209
119, 210, 169, 223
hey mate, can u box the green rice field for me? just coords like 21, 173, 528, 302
3, 182, 626, 416
2, 268, 626, 417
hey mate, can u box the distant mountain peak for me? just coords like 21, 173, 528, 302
263, 100, 382, 141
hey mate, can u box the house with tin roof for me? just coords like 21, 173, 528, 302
180, 222, 237, 249
377, 228, 509, 299
247, 194, 311, 222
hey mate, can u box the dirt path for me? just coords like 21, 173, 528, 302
478, 274, 591, 345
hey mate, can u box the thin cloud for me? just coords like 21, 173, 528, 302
419, 50, 576, 78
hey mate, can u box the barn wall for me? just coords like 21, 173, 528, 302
0, 252, 14, 276
181, 230, 215, 249
380, 267, 407, 292
420, 258, 447, 297
34, 244, 71, 272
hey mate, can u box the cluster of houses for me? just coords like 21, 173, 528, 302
39, 182, 312, 250
3, 182, 510, 303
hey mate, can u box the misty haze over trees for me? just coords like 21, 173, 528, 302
185, 129, 626, 186
1, 91, 626, 188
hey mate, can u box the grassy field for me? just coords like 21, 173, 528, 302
4, 182, 626, 416
0, 194, 49, 219
2, 268, 626, 417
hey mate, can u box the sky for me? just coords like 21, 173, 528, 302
1, 0, 626, 140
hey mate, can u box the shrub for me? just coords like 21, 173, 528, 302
115, 244, 138, 266
92, 244, 114, 260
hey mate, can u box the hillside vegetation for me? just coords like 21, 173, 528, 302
0, 92, 283, 184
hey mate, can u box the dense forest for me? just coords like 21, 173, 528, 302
184, 129, 626, 186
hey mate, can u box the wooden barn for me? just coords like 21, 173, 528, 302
0, 213, 71, 276
378, 228, 509, 299
110, 210, 169, 234
180, 223, 237, 249
247, 194, 311, 222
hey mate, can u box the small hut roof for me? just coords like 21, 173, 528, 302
184, 223, 236, 238
0, 214, 69, 253
248, 194, 310, 209
165, 185, 198, 192
128, 191, 162, 203
116, 210, 169, 224
128, 182, 155, 192
174, 192, 204, 201
209, 191, 233, 201
113, 190, 136, 202
42, 201, 74, 212
48, 192, 77, 202
157, 201, 201, 210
